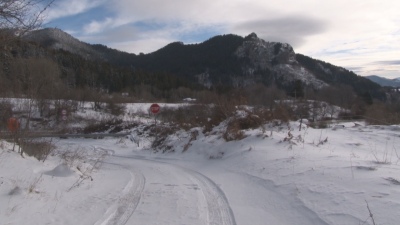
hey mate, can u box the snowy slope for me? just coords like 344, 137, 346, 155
1, 105, 400, 225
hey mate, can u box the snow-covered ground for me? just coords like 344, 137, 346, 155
1, 103, 400, 225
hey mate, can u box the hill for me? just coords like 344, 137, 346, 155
24, 29, 386, 99
3, 28, 386, 102
365, 75, 400, 87
0, 36, 199, 100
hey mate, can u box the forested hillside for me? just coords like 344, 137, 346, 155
0, 37, 200, 101
132, 34, 245, 84
23, 28, 387, 101
296, 54, 386, 100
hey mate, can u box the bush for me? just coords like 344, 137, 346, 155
159, 104, 215, 130
106, 100, 126, 116
20, 139, 56, 162
365, 102, 400, 125
223, 125, 246, 141
83, 117, 124, 133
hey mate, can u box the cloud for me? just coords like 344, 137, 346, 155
46, 0, 105, 21
373, 61, 400, 65
79, 25, 140, 43
106, 0, 239, 23
346, 67, 364, 72
83, 18, 114, 34
231, 16, 328, 47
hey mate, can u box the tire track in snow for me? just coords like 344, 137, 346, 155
97, 153, 236, 225
184, 169, 237, 225
126, 155, 236, 225
105, 167, 145, 225
93, 149, 145, 225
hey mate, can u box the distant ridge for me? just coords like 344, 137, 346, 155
365, 75, 400, 87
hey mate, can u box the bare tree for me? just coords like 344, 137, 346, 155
319, 102, 329, 119
327, 104, 339, 120
309, 101, 321, 122
0, 0, 54, 38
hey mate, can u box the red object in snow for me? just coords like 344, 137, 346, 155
7, 117, 19, 132
150, 104, 161, 114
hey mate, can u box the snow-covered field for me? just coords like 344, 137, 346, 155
1, 103, 400, 225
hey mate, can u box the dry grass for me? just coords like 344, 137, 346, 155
57, 146, 107, 191
28, 174, 43, 194
183, 130, 199, 152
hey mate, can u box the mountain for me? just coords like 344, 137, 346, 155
24, 28, 386, 99
295, 55, 385, 100
1, 33, 199, 96
24, 28, 136, 66
130, 33, 327, 89
365, 75, 400, 87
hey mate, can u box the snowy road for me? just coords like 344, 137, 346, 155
96, 150, 236, 225
89, 143, 330, 225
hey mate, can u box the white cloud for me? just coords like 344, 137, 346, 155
83, 18, 114, 34
46, 0, 105, 21
79, 25, 140, 43
231, 16, 328, 48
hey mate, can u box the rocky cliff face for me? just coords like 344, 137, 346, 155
235, 33, 296, 68
234, 33, 326, 88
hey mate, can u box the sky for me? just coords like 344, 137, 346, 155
43, 0, 400, 79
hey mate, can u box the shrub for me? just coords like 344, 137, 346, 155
83, 117, 123, 133
20, 139, 56, 162
223, 109, 263, 141
151, 123, 180, 152
223, 125, 246, 141
365, 102, 400, 125
105, 100, 126, 116
159, 104, 216, 131
274, 104, 292, 122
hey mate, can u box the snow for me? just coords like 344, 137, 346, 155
183, 98, 196, 101
1, 105, 400, 225
44, 164, 74, 177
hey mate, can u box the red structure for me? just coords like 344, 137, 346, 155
150, 104, 161, 114
7, 117, 19, 132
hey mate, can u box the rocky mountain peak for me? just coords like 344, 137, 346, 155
234, 33, 326, 88
235, 33, 296, 69
244, 32, 258, 40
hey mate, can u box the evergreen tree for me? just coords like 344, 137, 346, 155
290, 80, 304, 98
